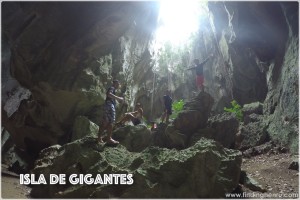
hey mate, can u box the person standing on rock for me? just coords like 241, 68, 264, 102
161, 90, 173, 124
98, 80, 124, 144
186, 54, 213, 92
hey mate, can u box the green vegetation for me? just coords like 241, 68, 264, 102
172, 99, 184, 112
224, 100, 243, 121
152, 33, 198, 81
170, 99, 184, 119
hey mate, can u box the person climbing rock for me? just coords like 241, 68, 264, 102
161, 90, 173, 124
116, 102, 143, 126
98, 80, 124, 144
186, 54, 213, 92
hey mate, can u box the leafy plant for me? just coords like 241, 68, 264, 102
170, 99, 184, 119
224, 100, 243, 121
172, 99, 184, 112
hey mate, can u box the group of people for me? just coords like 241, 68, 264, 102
97, 55, 212, 144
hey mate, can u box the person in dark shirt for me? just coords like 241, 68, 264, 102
186, 55, 212, 91
161, 90, 173, 124
98, 80, 124, 144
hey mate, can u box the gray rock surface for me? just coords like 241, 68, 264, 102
240, 170, 267, 192
242, 102, 264, 116
208, 113, 239, 148
239, 120, 269, 151
173, 91, 214, 134
113, 124, 152, 152
71, 116, 99, 141
2, 2, 159, 153
31, 137, 242, 198
288, 156, 299, 171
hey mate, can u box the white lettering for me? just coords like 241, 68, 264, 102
37, 174, 47, 184
112, 174, 120, 184
69, 174, 79, 185
84, 174, 93, 185
104, 174, 112, 184
127, 174, 134, 185
50, 174, 59, 184
120, 174, 126, 184
94, 174, 103, 184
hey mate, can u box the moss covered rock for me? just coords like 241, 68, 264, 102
71, 116, 99, 141
31, 137, 242, 198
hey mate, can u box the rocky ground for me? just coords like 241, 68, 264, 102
1, 152, 298, 199
241, 152, 299, 199
1, 166, 31, 199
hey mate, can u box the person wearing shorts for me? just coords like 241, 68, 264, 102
98, 80, 124, 144
186, 55, 212, 91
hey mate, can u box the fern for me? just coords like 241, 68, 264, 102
224, 100, 243, 121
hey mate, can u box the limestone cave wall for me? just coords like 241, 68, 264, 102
204, 2, 298, 152
1, 1, 298, 166
2, 2, 159, 154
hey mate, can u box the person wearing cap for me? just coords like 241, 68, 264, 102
98, 80, 124, 144
116, 102, 143, 126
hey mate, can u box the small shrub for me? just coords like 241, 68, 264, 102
170, 99, 184, 119
172, 99, 184, 112
224, 100, 243, 121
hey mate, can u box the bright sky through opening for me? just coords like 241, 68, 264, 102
155, 0, 202, 47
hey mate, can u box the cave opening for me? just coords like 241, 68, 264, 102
152, 1, 210, 74
154, 0, 207, 47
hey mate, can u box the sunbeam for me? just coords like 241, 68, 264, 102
155, 0, 205, 46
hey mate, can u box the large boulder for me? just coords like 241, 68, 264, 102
164, 124, 187, 149
149, 123, 169, 148
239, 119, 269, 150
112, 124, 152, 152
242, 102, 264, 124
173, 91, 214, 134
188, 127, 216, 147
71, 116, 99, 141
242, 102, 264, 116
72, 121, 152, 153
208, 113, 239, 148
188, 113, 239, 149
238, 102, 269, 150
31, 137, 242, 198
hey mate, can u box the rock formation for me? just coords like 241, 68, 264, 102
204, 2, 298, 153
1, 1, 298, 198
2, 2, 298, 155
30, 137, 242, 198
2, 2, 159, 152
